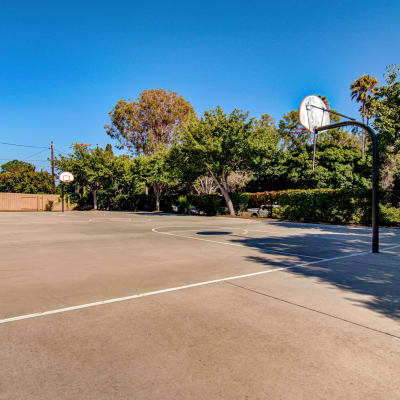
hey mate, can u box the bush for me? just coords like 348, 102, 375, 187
187, 194, 222, 215
243, 188, 372, 224
231, 193, 251, 212
45, 200, 54, 211
177, 195, 191, 214
379, 205, 400, 226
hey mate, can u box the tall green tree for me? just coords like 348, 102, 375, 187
350, 74, 379, 157
373, 64, 400, 189
105, 89, 195, 155
0, 160, 52, 193
174, 107, 277, 215
139, 147, 177, 211
105, 89, 195, 209
278, 110, 311, 150
56, 145, 116, 210
1, 160, 36, 173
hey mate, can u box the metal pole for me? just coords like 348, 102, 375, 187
62, 184, 64, 213
315, 121, 379, 253
51, 141, 55, 193
312, 132, 317, 171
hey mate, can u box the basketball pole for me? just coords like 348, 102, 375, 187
61, 183, 64, 213
312, 132, 317, 171
314, 121, 379, 253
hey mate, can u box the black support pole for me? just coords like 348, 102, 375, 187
315, 121, 379, 253
62, 184, 65, 213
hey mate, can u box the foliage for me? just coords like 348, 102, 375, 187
177, 195, 191, 214
193, 176, 218, 194
55, 145, 146, 210
1, 160, 36, 173
373, 65, 400, 162
0, 160, 52, 194
138, 147, 178, 211
105, 89, 195, 155
278, 110, 311, 149
379, 204, 400, 226
188, 194, 222, 215
193, 171, 251, 195
173, 106, 278, 215
45, 200, 54, 211
241, 188, 371, 224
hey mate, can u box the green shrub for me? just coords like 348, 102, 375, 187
45, 200, 54, 211
187, 194, 222, 215
379, 205, 400, 226
177, 195, 191, 214
244, 188, 373, 224
231, 193, 251, 212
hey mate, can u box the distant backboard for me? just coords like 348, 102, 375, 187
299, 95, 330, 132
59, 171, 74, 183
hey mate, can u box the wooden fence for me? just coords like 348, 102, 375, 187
0, 193, 74, 211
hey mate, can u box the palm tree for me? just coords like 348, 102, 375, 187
350, 74, 379, 158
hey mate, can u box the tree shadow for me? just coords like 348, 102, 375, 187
229, 225, 400, 320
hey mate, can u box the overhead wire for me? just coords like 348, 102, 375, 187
23, 148, 49, 161
0, 141, 50, 149
0, 159, 49, 161
54, 148, 70, 156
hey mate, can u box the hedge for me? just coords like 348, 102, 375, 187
181, 189, 400, 226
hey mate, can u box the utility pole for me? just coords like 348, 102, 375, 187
51, 141, 55, 193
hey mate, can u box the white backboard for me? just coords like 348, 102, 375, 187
299, 95, 330, 132
59, 171, 74, 183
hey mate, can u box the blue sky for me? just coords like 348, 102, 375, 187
1, 0, 399, 171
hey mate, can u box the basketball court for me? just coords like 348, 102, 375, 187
1, 211, 399, 399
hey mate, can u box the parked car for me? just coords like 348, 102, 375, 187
190, 205, 199, 215
247, 204, 279, 218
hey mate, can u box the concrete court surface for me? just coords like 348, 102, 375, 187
0, 211, 399, 399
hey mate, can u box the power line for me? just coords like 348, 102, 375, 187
23, 148, 49, 161
0, 141, 49, 149
54, 148, 69, 156
0, 158, 49, 161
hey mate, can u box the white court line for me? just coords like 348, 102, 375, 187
4, 246, 400, 325
152, 227, 323, 260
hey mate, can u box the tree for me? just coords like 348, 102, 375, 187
1, 160, 35, 173
105, 89, 195, 155
55, 145, 116, 210
0, 160, 52, 193
105, 89, 194, 210
278, 110, 311, 150
193, 176, 218, 194
373, 64, 400, 189
174, 107, 277, 215
139, 147, 177, 211
193, 171, 251, 195
350, 74, 379, 157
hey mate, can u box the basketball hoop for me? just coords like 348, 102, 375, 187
298, 94, 380, 253
59, 171, 74, 213
59, 171, 74, 183
298, 95, 330, 133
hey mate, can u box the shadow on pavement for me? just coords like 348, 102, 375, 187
229, 226, 400, 321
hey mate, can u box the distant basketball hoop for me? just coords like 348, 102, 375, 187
59, 171, 74, 183
59, 171, 74, 213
